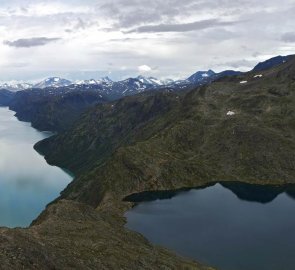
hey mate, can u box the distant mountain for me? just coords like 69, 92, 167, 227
34, 77, 72, 89
75, 77, 113, 86
101, 76, 113, 83
187, 69, 242, 85
137, 76, 165, 86
0, 82, 33, 91
2, 55, 293, 102
187, 70, 215, 84
162, 78, 175, 85
72, 76, 165, 99
0, 70, 240, 98
109, 78, 152, 97
252, 55, 293, 72
75, 79, 99, 85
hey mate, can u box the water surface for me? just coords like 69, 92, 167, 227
125, 182, 295, 270
0, 107, 72, 227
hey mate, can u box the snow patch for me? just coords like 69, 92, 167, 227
240, 81, 248, 84
254, 74, 263, 78
227, 111, 235, 116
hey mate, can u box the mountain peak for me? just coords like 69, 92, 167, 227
34, 77, 72, 89
0, 81, 33, 91
101, 76, 113, 83
137, 76, 165, 86
187, 70, 216, 83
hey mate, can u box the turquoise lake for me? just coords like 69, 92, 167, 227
0, 107, 72, 228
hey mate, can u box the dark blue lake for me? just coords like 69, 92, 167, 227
0, 107, 72, 228
125, 182, 295, 270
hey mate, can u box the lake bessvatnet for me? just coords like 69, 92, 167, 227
125, 182, 295, 270
0, 107, 72, 228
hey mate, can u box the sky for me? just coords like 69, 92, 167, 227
0, 0, 294, 82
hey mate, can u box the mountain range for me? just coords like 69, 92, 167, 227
0, 55, 291, 99
0, 54, 292, 133
0, 69, 241, 94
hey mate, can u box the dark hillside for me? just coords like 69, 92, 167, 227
9, 90, 108, 131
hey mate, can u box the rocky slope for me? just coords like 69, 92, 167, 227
0, 200, 211, 270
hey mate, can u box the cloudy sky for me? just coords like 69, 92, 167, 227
0, 0, 294, 82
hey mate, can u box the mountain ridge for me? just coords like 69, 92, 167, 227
1, 55, 293, 100
35, 54, 295, 208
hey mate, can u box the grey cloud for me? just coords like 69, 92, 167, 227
0, 0, 294, 81
199, 29, 238, 41
98, 0, 265, 30
98, 1, 210, 29
74, 18, 87, 30
65, 18, 86, 33
3, 37, 61, 48
220, 59, 256, 69
281, 32, 295, 42
65, 17, 100, 33
125, 19, 239, 33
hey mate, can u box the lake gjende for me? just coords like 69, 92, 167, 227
0, 107, 72, 228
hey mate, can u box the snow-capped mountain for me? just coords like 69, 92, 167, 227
162, 78, 175, 85
72, 76, 165, 98
100, 76, 113, 83
137, 76, 177, 86
0, 68, 243, 99
75, 79, 100, 85
137, 76, 164, 86
34, 77, 72, 89
0, 81, 33, 91
74, 77, 113, 86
